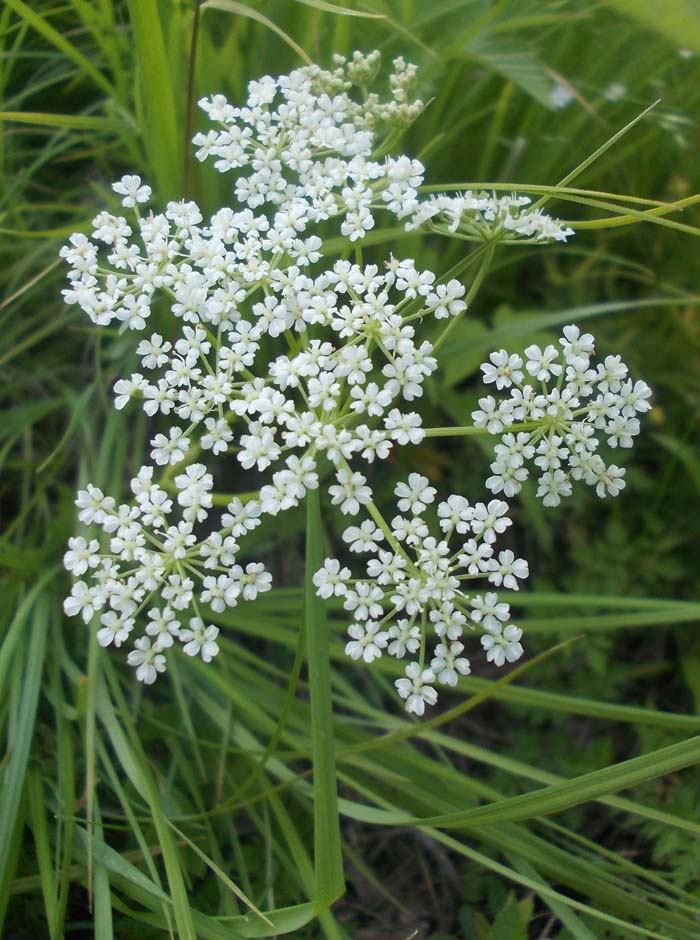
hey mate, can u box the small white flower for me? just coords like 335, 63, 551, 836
481, 624, 524, 667
180, 618, 220, 662
329, 468, 372, 515
113, 175, 152, 208
345, 622, 389, 663
525, 344, 562, 382
127, 637, 167, 684
395, 473, 436, 514
481, 350, 523, 389
387, 619, 421, 657
476, 327, 649, 504
486, 550, 529, 590
97, 612, 134, 648
431, 641, 471, 686
63, 536, 100, 576
63, 581, 98, 622
343, 519, 384, 553
395, 663, 438, 715
313, 559, 350, 598
145, 607, 181, 650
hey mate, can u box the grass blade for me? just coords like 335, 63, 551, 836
126, 0, 181, 196
304, 486, 345, 905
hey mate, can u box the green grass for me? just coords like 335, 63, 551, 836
2, 1, 700, 938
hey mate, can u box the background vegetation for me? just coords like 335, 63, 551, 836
2, 1, 700, 938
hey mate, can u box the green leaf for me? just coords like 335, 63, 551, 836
202, 1, 312, 64
601, 0, 700, 52
411, 735, 700, 830
0, 597, 48, 904
291, 0, 384, 16
126, 0, 181, 196
441, 297, 688, 386
4, 0, 114, 95
465, 34, 553, 106
491, 892, 526, 940
304, 486, 345, 905
0, 110, 126, 132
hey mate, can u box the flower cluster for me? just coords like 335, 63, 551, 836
194, 52, 426, 235
473, 325, 652, 505
314, 474, 528, 715
59, 55, 475, 496
409, 191, 575, 243
63, 468, 269, 682
59, 52, 649, 714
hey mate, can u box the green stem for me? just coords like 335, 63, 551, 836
183, 0, 203, 199
423, 420, 541, 439
433, 244, 495, 354
424, 426, 487, 438
304, 487, 345, 906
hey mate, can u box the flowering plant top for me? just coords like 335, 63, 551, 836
61, 52, 650, 713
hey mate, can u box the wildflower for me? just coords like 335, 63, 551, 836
474, 326, 651, 504
395, 663, 438, 716
59, 54, 648, 719
316, 478, 527, 712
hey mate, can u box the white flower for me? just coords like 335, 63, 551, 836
525, 344, 562, 382
75, 484, 114, 525
481, 350, 523, 389
151, 427, 190, 466
344, 582, 384, 621
431, 641, 471, 686
395, 663, 438, 715
470, 500, 511, 543
475, 327, 650, 504
97, 612, 134, 648
63, 536, 100, 576
59, 58, 644, 716
127, 637, 167, 684
322, 478, 528, 712
395, 473, 436, 514
112, 175, 152, 208
228, 563, 272, 601
180, 619, 220, 662
387, 619, 421, 657
385, 409, 424, 445
536, 469, 572, 507
145, 607, 181, 650
313, 559, 350, 598
345, 622, 389, 663
329, 468, 372, 515
343, 519, 384, 553
63, 581, 99, 622
487, 550, 529, 590
481, 624, 524, 667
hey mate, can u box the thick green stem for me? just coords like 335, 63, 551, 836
304, 486, 345, 906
